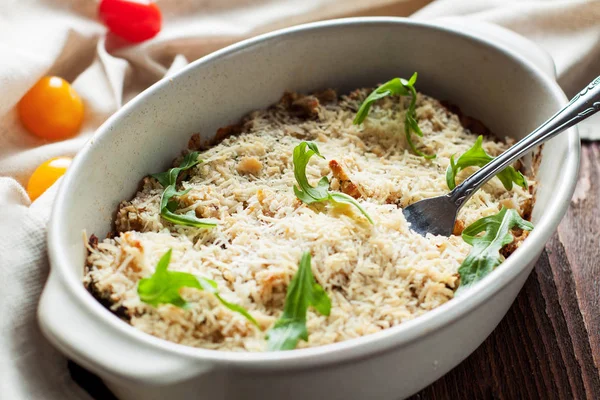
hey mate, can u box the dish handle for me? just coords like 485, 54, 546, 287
38, 271, 213, 386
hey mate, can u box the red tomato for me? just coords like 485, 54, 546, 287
98, 0, 162, 43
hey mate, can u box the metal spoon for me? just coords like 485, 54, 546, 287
404, 75, 600, 237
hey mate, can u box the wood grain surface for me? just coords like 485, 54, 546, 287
70, 143, 600, 399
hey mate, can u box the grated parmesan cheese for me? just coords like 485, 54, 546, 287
84, 89, 534, 351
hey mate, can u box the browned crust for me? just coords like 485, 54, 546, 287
279, 91, 321, 119
501, 229, 530, 259
188, 133, 203, 151
347, 87, 366, 101
84, 234, 99, 277
329, 159, 361, 199
115, 202, 145, 233
529, 143, 543, 220
191, 90, 337, 152
521, 198, 533, 222
214, 122, 245, 145
532, 144, 544, 175
314, 88, 337, 104
452, 220, 465, 236
88, 234, 98, 249
441, 101, 492, 137
84, 233, 131, 321
84, 276, 131, 322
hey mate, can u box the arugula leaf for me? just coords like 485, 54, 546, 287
267, 252, 331, 351
266, 319, 309, 351
138, 249, 259, 327
138, 250, 200, 308
151, 152, 201, 188
292, 142, 374, 224
151, 152, 218, 228
446, 136, 528, 191
353, 78, 410, 124
456, 207, 533, 294
353, 73, 436, 159
292, 142, 329, 204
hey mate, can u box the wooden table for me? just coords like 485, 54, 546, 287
71, 142, 600, 399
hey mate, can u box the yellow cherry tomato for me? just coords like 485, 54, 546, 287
27, 156, 72, 201
18, 76, 84, 140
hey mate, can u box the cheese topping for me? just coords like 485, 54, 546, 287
85, 89, 533, 351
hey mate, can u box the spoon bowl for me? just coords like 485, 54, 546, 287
403, 194, 457, 236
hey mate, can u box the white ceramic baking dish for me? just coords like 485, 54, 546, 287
40, 18, 579, 400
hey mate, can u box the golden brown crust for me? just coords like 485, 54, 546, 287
314, 88, 337, 104
88, 234, 99, 249
85, 275, 131, 322
188, 133, 203, 151
329, 159, 361, 199
501, 229, 530, 258
521, 198, 533, 222
280, 91, 322, 119
441, 101, 491, 136
214, 122, 245, 145
452, 220, 465, 236
115, 202, 145, 233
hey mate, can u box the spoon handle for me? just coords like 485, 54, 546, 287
449, 75, 600, 208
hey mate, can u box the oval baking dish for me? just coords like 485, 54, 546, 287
40, 17, 579, 400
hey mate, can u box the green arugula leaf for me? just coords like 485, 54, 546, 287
292, 142, 374, 224
456, 207, 533, 294
446, 136, 528, 191
266, 319, 308, 351
161, 209, 217, 228
266, 252, 331, 351
138, 249, 200, 308
292, 142, 329, 204
151, 152, 218, 228
353, 78, 410, 125
138, 249, 259, 327
328, 192, 373, 224
353, 73, 436, 159
151, 152, 201, 188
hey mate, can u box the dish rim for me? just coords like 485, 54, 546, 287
47, 16, 580, 368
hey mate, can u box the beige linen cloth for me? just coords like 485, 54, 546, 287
1, 0, 599, 398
